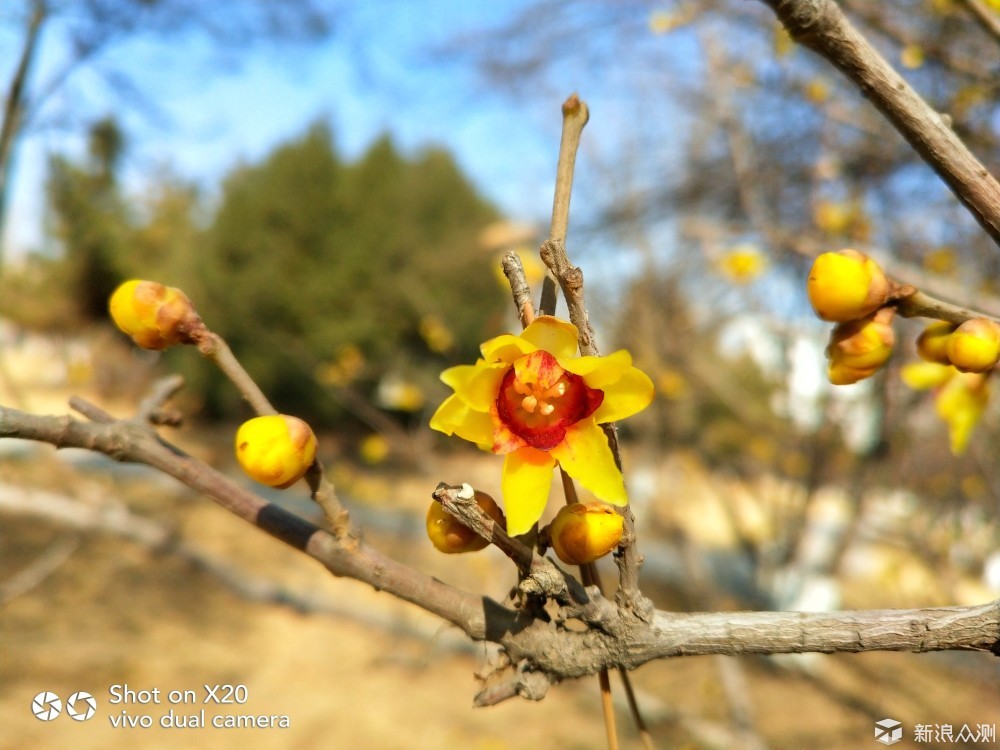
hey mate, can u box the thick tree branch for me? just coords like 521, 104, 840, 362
759, 0, 1000, 248
3, 399, 998, 704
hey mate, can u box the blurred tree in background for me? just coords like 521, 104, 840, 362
1, 119, 505, 427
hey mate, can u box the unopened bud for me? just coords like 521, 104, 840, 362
945, 318, 1000, 373
426, 490, 505, 554
826, 307, 895, 385
235, 414, 318, 488
807, 249, 890, 322
915, 321, 957, 365
109, 279, 203, 350
549, 502, 624, 566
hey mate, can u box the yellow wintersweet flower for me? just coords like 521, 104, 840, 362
430, 316, 654, 536
935, 372, 990, 455
900, 361, 954, 391
716, 245, 768, 284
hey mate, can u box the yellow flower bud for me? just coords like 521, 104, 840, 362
235, 415, 318, 488
549, 502, 624, 566
825, 308, 895, 385
915, 321, 957, 365
935, 371, 989, 455
945, 318, 1000, 373
806, 249, 890, 322
109, 279, 203, 350
426, 490, 505, 554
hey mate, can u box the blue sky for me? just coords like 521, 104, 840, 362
2, 2, 574, 258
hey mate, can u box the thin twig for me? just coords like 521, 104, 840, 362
894, 288, 1000, 326
540, 94, 590, 316
502, 250, 536, 326
196, 331, 278, 416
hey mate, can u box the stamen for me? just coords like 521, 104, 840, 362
521, 395, 538, 413
539, 403, 555, 416
514, 380, 533, 396
545, 381, 567, 399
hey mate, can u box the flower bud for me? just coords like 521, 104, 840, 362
235, 415, 318, 488
915, 321, 956, 365
426, 490, 505, 554
945, 318, 1000, 373
825, 308, 895, 385
935, 372, 989, 455
806, 249, 890, 322
549, 502, 624, 566
109, 279, 202, 350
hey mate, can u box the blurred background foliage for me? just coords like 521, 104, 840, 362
1, 118, 506, 427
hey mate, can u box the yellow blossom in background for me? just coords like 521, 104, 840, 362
900, 361, 954, 390
649, 10, 675, 34
419, 313, 455, 354
901, 44, 925, 69
359, 433, 390, 465
923, 246, 957, 275
430, 316, 654, 536
773, 24, 794, 57
316, 344, 365, 386
935, 371, 990, 455
805, 78, 830, 104
656, 367, 689, 400
377, 375, 425, 412
493, 246, 547, 291
716, 245, 768, 284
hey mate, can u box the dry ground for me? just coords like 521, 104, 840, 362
2, 443, 1000, 750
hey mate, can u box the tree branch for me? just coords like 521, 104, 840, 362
759, 0, 1000, 248
3, 397, 997, 703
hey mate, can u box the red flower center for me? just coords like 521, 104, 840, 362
496, 350, 604, 450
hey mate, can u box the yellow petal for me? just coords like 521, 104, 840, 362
481, 333, 535, 364
440, 363, 482, 390
592, 368, 655, 424
452, 362, 508, 411
561, 349, 633, 387
550, 421, 627, 506
519, 316, 580, 359
502, 447, 556, 536
430, 394, 494, 448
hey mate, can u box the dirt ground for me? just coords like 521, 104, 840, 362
3, 444, 1000, 750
